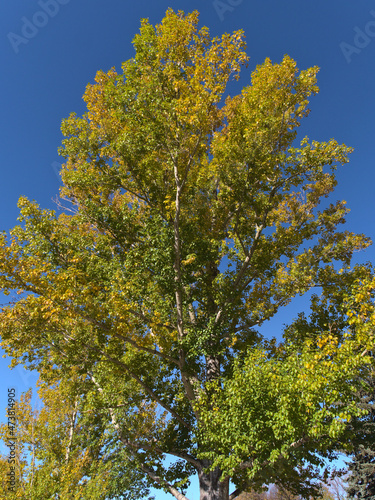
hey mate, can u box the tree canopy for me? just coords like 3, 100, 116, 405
0, 9, 374, 500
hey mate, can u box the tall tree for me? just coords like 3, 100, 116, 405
0, 9, 374, 500
346, 371, 375, 499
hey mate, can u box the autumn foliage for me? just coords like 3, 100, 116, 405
0, 9, 374, 500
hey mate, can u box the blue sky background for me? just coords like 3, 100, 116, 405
1, 1, 375, 498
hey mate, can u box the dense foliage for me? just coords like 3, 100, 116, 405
0, 9, 374, 500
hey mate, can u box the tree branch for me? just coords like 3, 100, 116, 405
89, 345, 192, 431
55, 327, 192, 431
65, 398, 78, 462
238, 435, 310, 471
229, 488, 243, 500
214, 185, 279, 327
111, 330, 179, 366
140, 463, 192, 500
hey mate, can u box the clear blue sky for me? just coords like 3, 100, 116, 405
1, 1, 375, 498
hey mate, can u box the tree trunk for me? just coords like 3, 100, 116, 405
199, 467, 229, 500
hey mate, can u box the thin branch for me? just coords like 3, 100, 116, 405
238, 435, 310, 471
140, 463, 191, 500
129, 438, 201, 470
290, 435, 309, 449
118, 178, 151, 206
111, 330, 179, 366
55, 327, 192, 431
108, 307, 177, 333
214, 184, 279, 327
238, 461, 253, 470
180, 131, 203, 190
89, 345, 192, 431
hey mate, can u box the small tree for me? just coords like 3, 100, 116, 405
0, 379, 105, 499
0, 376, 154, 499
328, 476, 347, 500
0, 9, 374, 500
267, 485, 300, 500
237, 483, 336, 500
